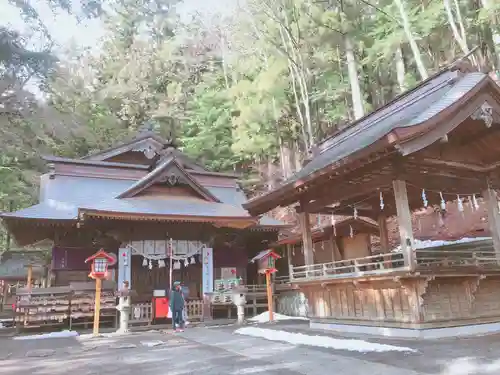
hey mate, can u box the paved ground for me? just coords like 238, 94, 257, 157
0, 323, 499, 375
249, 323, 500, 374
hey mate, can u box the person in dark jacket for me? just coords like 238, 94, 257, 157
170, 281, 185, 331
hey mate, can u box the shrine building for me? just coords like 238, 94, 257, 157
244, 61, 500, 338
0, 127, 286, 326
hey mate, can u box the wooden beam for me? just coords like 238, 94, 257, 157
410, 157, 500, 174
483, 187, 500, 258
301, 175, 393, 213
392, 180, 416, 271
298, 211, 314, 266
311, 206, 377, 219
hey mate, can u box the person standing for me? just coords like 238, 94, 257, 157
169, 281, 185, 332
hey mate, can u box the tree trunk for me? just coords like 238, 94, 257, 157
444, 0, 474, 62
344, 34, 365, 119
393, 0, 429, 80
480, 0, 500, 69
395, 46, 407, 92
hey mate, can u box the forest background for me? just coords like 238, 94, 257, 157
1, 0, 499, 250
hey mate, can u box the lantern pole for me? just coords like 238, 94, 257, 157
265, 270, 273, 322
93, 277, 102, 336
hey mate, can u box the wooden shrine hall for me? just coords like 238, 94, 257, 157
244, 61, 500, 338
0, 127, 286, 328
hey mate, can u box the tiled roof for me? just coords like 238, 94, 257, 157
2, 176, 285, 226
80, 196, 252, 219
289, 68, 485, 183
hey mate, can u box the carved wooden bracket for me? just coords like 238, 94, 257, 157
471, 102, 494, 128
464, 275, 486, 307
399, 277, 433, 323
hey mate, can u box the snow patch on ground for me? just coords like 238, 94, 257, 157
249, 311, 309, 323
392, 237, 491, 252
442, 357, 500, 375
13, 330, 79, 340
235, 327, 416, 353
140, 340, 165, 347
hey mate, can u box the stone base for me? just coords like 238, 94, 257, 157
310, 320, 500, 339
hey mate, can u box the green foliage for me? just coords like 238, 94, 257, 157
2, 0, 500, 249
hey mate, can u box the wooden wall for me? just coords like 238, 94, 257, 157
287, 233, 372, 267
302, 275, 500, 328
341, 234, 371, 260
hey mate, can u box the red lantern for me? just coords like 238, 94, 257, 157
85, 249, 114, 279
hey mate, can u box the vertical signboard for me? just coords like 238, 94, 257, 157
202, 248, 214, 295
118, 247, 131, 288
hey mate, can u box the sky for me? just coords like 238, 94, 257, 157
0, 0, 236, 55
0, 0, 236, 97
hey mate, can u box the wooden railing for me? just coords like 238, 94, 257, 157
415, 244, 498, 269
274, 276, 291, 284
291, 252, 406, 281
130, 303, 152, 325
185, 300, 203, 320
290, 241, 500, 282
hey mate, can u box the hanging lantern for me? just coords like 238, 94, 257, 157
142, 257, 148, 267
379, 191, 384, 210
440, 192, 446, 210
422, 189, 428, 208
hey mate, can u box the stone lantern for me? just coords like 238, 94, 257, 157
116, 281, 132, 333
231, 285, 248, 325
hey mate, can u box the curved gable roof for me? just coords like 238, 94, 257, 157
244, 63, 500, 215
115, 156, 220, 202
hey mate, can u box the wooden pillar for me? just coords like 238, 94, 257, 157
298, 212, 314, 266
286, 244, 293, 281
26, 265, 33, 290
377, 214, 390, 253
483, 187, 500, 258
392, 180, 416, 271
93, 278, 102, 336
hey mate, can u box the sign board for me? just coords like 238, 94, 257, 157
220, 267, 236, 279
118, 247, 131, 288
202, 248, 213, 295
